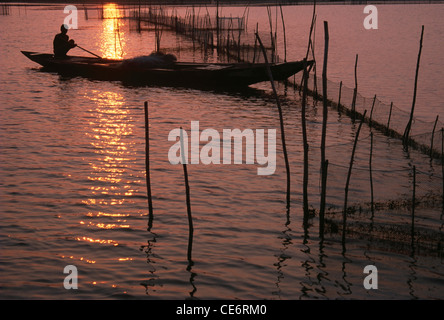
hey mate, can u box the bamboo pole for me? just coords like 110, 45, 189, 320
253, 23, 258, 63
320, 21, 329, 238
237, 28, 241, 62
302, 63, 310, 225
320, 160, 328, 237
299, 0, 316, 93
267, 6, 275, 64
180, 127, 193, 262
299, 0, 316, 223
430, 115, 439, 158
216, 0, 220, 52
338, 81, 342, 110
403, 25, 424, 146
387, 102, 393, 133
279, 5, 287, 62
255, 33, 291, 209
342, 110, 367, 248
144, 101, 154, 230
83, 5, 88, 20
411, 165, 416, 251
275, 4, 278, 63
311, 14, 318, 98
351, 54, 358, 120
369, 94, 376, 128
137, 0, 141, 32
305, 0, 316, 60
369, 132, 374, 219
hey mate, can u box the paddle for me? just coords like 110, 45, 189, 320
75, 45, 102, 59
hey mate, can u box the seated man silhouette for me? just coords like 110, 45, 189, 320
53, 24, 76, 58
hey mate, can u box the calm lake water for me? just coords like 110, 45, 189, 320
0, 3, 443, 300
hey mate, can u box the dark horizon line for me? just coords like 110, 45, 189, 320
1, 0, 443, 5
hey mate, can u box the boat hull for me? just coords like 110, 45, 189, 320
21, 51, 311, 88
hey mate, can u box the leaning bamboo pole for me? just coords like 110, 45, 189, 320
279, 5, 287, 62
255, 32, 291, 210
300, 0, 316, 93
319, 21, 329, 238
342, 110, 367, 248
403, 25, 424, 146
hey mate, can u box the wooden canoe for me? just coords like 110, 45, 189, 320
21, 51, 311, 88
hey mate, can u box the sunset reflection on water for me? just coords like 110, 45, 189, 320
69, 86, 144, 289
99, 3, 126, 59
82, 89, 138, 232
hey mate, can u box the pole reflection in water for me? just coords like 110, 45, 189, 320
316, 241, 328, 298
273, 209, 292, 299
187, 261, 197, 299
339, 253, 352, 298
407, 256, 418, 300
300, 232, 317, 299
140, 233, 159, 296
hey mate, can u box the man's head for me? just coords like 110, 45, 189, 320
60, 24, 68, 34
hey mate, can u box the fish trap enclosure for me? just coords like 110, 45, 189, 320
322, 153, 443, 257
283, 23, 443, 256
300, 73, 444, 160
276, 78, 444, 256
127, 4, 278, 63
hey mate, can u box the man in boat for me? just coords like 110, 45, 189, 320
53, 24, 76, 58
